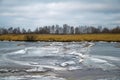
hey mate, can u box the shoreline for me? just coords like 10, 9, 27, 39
0, 40, 120, 43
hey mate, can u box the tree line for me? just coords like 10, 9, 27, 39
0, 24, 120, 34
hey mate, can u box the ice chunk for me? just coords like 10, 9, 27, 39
26, 67, 49, 72
60, 61, 76, 67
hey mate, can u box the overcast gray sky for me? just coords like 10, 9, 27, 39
0, 0, 120, 28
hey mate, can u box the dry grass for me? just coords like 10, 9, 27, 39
0, 34, 120, 42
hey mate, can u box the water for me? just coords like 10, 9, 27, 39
0, 41, 120, 80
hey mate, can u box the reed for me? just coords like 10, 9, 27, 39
0, 34, 120, 42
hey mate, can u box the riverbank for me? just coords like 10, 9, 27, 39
0, 34, 120, 42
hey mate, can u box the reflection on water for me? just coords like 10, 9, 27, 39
0, 41, 120, 80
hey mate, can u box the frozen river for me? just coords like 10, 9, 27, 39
0, 41, 120, 80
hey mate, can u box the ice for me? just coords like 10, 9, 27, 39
96, 77, 120, 80
60, 61, 76, 67
0, 75, 66, 80
13, 50, 26, 54
32, 65, 67, 71
70, 51, 86, 58
94, 55, 120, 61
83, 57, 119, 70
50, 42, 63, 46
26, 67, 49, 72
90, 58, 108, 63
3, 42, 96, 71
1, 42, 119, 71
69, 51, 87, 63
25, 47, 60, 57
67, 66, 83, 70
98, 41, 107, 43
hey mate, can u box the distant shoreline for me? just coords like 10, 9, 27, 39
0, 34, 120, 42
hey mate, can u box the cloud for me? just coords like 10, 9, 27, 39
0, 0, 120, 28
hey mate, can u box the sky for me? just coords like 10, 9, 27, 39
0, 0, 120, 29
